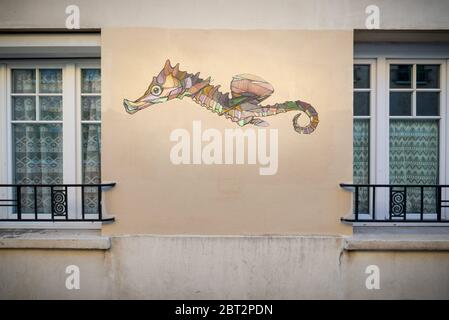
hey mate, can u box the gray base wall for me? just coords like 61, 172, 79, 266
1, 235, 449, 299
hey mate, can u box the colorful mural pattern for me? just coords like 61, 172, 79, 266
123, 60, 319, 134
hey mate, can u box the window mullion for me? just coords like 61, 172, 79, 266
62, 63, 78, 217
36, 68, 40, 121
412, 64, 417, 116
375, 57, 390, 219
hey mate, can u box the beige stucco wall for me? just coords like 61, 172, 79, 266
0, 249, 110, 299
1, 0, 449, 30
101, 28, 353, 235
1, 236, 449, 299
1, 1, 449, 301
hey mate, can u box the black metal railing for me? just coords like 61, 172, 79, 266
340, 183, 449, 223
0, 182, 116, 222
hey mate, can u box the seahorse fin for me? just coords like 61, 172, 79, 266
230, 74, 274, 103
250, 118, 269, 127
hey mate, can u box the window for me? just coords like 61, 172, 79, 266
0, 61, 101, 220
353, 62, 375, 214
389, 63, 440, 214
351, 58, 447, 222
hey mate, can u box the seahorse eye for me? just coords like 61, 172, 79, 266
151, 85, 162, 96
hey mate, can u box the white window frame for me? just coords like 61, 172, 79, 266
76, 64, 102, 192
353, 59, 377, 220
353, 57, 449, 223
0, 59, 101, 229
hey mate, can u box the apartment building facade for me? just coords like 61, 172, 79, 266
0, 0, 449, 299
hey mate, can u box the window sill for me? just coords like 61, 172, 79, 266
0, 221, 103, 229
0, 229, 110, 250
351, 222, 449, 227
344, 234, 449, 251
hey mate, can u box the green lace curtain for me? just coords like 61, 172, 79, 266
13, 124, 63, 213
353, 119, 370, 213
12, 69, 63, 214
390, 119, 439, 213
82, 124, 101, 213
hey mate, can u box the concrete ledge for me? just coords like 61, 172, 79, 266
0, 229, 110, 250
344, 236, 449, 251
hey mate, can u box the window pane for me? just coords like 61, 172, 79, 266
12, 96, 36, 120
39, 69, 62, 93
354, 65, 370, 89
82, 96, 101, 120
390, 120, 439, 213
39, 96, 63, 120
13, 124, 63, 213
390, 92, 412, 116
416, 92, 439, 116
417, 65, 439, 89
390, 65, 412, 88
82, 124, 101, 214
81, 69, 101, 93
353, 119, 370, 213
12, 69, 36, 93
354, 92, 370, 116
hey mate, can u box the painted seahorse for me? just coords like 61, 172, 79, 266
123, 59, 319, 134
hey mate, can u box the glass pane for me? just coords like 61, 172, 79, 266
82, 124, 101, 214
353, 119, 370, 213
12, 96, 36, 120
39, 96, 63, 120
81, 69, 101, 93
39, 69, 62, 93
12, 69, 36, 93
354, 92, 370, 116
354, 65, 370, 89
390, 120, 439, 213
417, 92, 439, 116
417, 65, 439, 88
82, 96, 101, 120
13, 124, 63, 213
390, 92, 412, 116
390, 65, 412, 88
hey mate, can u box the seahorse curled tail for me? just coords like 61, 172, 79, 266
292, 100, 319, 134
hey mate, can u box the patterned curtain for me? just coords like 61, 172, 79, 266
13, 124, 63, 213
82, 124, 101, 214
353, 119, 370, 213
390, 119, 439, 213
81, 69, 101, 214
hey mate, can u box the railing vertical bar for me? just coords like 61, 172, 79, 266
437, 186, 442, 222
403, 186, 407, 220
65, 186, 68, 220
16, 186, 21, 220
420, 186, 424, 221
81, 186, 85, 221
98, 186, 102, 221
50, 186, 54, 221
354, 186, 359, 221
34, 186, 38, 220
389, 187, 392, 220
372, 186, 376, 221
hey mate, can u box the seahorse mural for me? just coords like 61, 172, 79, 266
123, 60, 319, 134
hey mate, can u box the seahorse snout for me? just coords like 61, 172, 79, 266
123, 98, 150, 114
